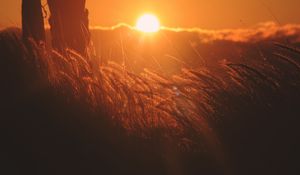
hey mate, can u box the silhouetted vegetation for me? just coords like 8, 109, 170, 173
1, 25, 300, 174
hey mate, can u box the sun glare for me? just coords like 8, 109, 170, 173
136, 14, 160, 33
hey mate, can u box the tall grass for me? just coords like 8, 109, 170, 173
1, 27, 300, 174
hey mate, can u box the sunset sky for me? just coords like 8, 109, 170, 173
1, 0, 300, 29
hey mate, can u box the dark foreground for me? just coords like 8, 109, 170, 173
1, 28, 300, 175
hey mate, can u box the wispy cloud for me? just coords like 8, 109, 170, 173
191, 22, 300, 43
91, 22, 300, 43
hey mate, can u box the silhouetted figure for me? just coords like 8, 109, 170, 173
22, 0, 45, 42
47, 0, 90, 56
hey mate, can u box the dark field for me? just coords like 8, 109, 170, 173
1, 24, 300, 174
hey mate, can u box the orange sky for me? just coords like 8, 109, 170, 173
1, 0, 300, 29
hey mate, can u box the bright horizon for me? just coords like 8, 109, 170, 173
1, 0, 300, 29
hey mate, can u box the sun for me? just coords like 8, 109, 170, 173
136, 14, 160, 33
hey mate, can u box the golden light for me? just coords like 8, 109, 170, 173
136, 14, 160, 33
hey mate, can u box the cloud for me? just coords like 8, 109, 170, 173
91, 22, 300, 44
196, 22, 300, 43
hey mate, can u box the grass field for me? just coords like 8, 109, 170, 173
1, 26, 300, 174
